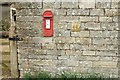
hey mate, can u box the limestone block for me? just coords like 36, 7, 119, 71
96, 2, 111, 8
82, 51, 95, 55
76, 38, 91, 44
80, 16, 98, 22
99, 17, 113, 22
79, 2, 95, 8
42, 43, 56, 50
70, 44, 89, 50
54, 37, 75, 43
105, 9, 119, 16
66, 50, 82, 56
93, 61, 117, 68
71, 31, 89, 37
57, 44, 69, 49
67, 9, 89, 16
90, 9, 104, 16
81, 22, 100, 30
62, 2, 79, 9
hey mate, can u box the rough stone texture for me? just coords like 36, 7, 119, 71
14, 1, 119, 78
80, 16, 98, 22
71, 31, 89, 37
79, 2, 95, 8
82, 51, 95, 56
93, 38, 118, 44
61, 2, 79, 9
70, 44, 89, 50
90, 9, 104, 16
43, 2, 61, 9
101, 22, 119, 30
105, 9, 119, 16
67, 9, 89, 16
75, 38, 91, 44
96, 2, 111, 8
99, 17, 113, 22
81, 22, 100, 30
14, 2, 42, 9
111, 2, 119, 8
93, 61, 117, 68
90, 31, 118, 38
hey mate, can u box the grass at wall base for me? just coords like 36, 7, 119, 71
24, 71, 115, 80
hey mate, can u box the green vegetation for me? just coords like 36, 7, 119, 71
23, 71, 110, 80
0, 19, 10, 31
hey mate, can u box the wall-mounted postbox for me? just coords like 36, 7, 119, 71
42, 9, 54, 37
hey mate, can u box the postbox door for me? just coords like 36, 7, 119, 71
45, 19, 50, 29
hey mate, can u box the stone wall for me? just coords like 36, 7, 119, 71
14, 0, 119, 78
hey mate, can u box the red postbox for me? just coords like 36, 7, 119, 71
42, 9, 54, 37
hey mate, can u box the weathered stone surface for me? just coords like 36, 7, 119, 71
111, 2, 119, 8
54, 9, 67, 16
71, 31, 89, 37
43, 2, 61, 9
17, 8, 43, 16
75, 38, 91, 44
60, 16, 79, 22
106, 44, 118, 50
53, 60, 66, 67
105, 9, 119, 16
81, 22, 100, 30
101, 22, 119, 30
61, 2, 79, 9
93, 38, 118, 44
32, 60, 54, 66
55, 30, 70, 37
57, 44, 69, 50
90, 9, 104, 16
42, 43, 56, 50
46, 50, 65, 56
70, 44, 89, 50
90, 31, 118, 38
58, 56, 69, 60
66, 60, 79, 67
67, 9, 89, 16
79, 61, 92, 68
15, 2, 42, 9
66, 50, 82, 56
82, 51, 95, 56
96, 2, 111, 8
31, 37, 53, 43
79, 2, 95, 8
69, 56, 80, 61
89, 44, 107, 50
99, 56, 113, 61
17, 16, 42, 22
83, 56, 100, 61
99, 17, 113, 22
96, 51, 117, 56
113, 16, 119, 22
72, 67, 88, 73
16, 28, 42, 37
93, 61, 117, 68
80, 16, 98, 22
35, 50, 47, 55
54, 37, 75, 43
90, 31, 102, 37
